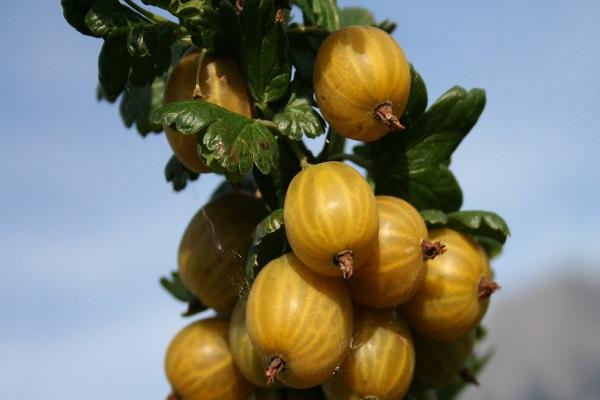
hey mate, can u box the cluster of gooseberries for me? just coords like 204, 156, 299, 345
163, 25, 500, 400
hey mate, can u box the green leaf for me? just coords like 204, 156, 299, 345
119, 76, 165, 135
294, 0, 340, 31
98, 36, 132, 101
240, 0, 292, 107
164, 155, 200, 191
62, 0, 101, 37
159, 271, 192, 302
375, 19, 396, 34
358, 84, 486, 212
421, 209, 509, 258
246, 209, 287, 282
436, 349, 495, 400
287, 24, 324, 87
85, 0, 142, 38
152, 100, 279, 176
160, 271, 208, 316
401, 65, 428, 127
273, 81, 325, 139
339, 7, 374, 27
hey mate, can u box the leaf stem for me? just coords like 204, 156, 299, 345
193, 48, 208, 99
286, 138, 311, 169
123, 0, 177, 26
286, 25, 330, 37
327, 153, 372, 169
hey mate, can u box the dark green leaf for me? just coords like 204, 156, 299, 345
317, 128, 346, 161
375, 19, 396, 34
339, 7, 374, 27
98, 36, 132, 101
165, 155, 200, 191
159, 271, 192, 302
273, 81, 325, 139
85, 0, 142, 38
245, 209, 287, 281
287, 25, 324, 87
294, 0, 340, 31
436, 349, 495, 400
421, 210, 510, 245
358, 84, 486, 212
152, 100, 279, 176
401, 65, 428, 127
62, 0, 101, 36
240, 0, 292, 107
119, 76, 165, 135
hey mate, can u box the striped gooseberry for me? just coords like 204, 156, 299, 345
178, 192, 268, 313
322, 307, 415, 400
164, 318, 253, 400
246, 253, 353, 388
163, 48, 252, 173
401, 229, 499, 341
314, 26, 411, 141
348, 196, 445, 308
283, 161, 379, 278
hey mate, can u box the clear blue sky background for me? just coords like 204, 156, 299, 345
1, 1, 599, 398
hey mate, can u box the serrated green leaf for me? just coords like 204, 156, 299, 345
402, 65, 428, 127
339, 7, 374, 27
240, 0, 292, 107
287, 25, 324, 87
246, 209, 287, 281
98, 36, 132, 101
422, 210, 510, 245
119, 76, 165, 135
62, 0, 101, 37
85, 0, 142, 38
294, 0, 340, 31
164, 155, 199, 191
358, 83, 486, 212
273, 81, 325, 139
152, 100, 279, 176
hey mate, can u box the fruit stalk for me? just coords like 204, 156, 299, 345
266, 356, 286, 385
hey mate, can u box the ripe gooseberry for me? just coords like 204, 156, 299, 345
283, 161, 379, 278
314, 26, 411, 141
164, 318, 253, 400
401, 229, 500, 341
230, 298, 278, 387
163, 48, 253, 173
178, 192, 268, 313
246, 253, 353, 388
322, 307, 415, 400
348, 196, 445, 308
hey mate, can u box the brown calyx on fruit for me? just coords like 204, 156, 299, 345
334, 249, 354, 279
478, 276, 501, 299
459, 367, 480, 386
373, 103, 404, 131
421, 240, 446, 261
166, 393, 179, 400
266, 356, 286, 385
234, 0, 245, 14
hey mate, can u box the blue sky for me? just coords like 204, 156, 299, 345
1, 1, 599, 398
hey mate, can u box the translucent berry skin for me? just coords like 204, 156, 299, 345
283, 161, 379, 277
163, 48, 252, 172
322, 307, 415, 400
401, 229, 492, 341
164, 318, 254, 400
348, 196, 428, 308
314, 25, 411, 141
246, 253, 353, 388
178, 193, 268, 313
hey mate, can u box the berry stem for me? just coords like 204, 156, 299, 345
478, 276, 501, 299
193, 48, 208, 99
373, 103, 404, 131
266, 356, 286, 385
334, 249, 354, 279
421, 240, 446, 261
